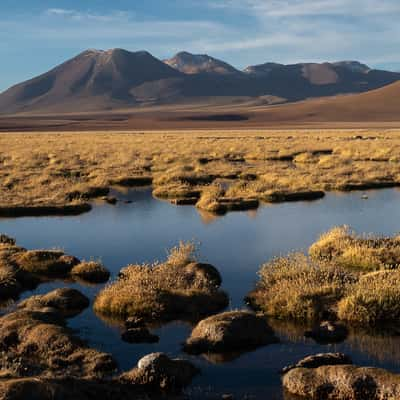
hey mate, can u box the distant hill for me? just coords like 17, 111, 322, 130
0, 48, 399, 114
256, 80, 400, 123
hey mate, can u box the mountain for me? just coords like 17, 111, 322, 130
0, 48, 399, 114
0, 49, 183, 113
164, 51, 239, 75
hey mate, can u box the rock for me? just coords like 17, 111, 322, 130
304, 321, 348, 344
121, 327, 159, 344
282, 353, 352, 375
18, 288, 90, 317
184, 311, 278, 354
71, 261, 110, 283
283, 364, 400, 400
120, 352, 199, 392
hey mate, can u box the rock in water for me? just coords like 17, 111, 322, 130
120, 352, 199, 392
184, 310, 278, 354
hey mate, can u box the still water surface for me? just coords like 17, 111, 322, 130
2, 187, 400, 398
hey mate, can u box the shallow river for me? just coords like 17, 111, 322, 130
2, 187, 400, 399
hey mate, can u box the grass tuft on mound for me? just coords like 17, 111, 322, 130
338, 270, 400, 325
71, 261, 110, 283
247, 253, 354, 322
249, 227, 400, 327
310, 226, 400, 270
94, 242, 228, 322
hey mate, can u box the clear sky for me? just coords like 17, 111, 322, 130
1, 0, 399, 92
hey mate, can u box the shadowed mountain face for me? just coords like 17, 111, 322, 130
0, 48, 399, 114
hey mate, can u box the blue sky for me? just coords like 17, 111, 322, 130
1, 0, 400, 92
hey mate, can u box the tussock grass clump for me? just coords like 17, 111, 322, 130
71, 261, 110, 283
338, 270, 400, 326
93, 242, 228, 322
250, 228, 400, 327
247, 253, 354, 322
310, 226, 400, 270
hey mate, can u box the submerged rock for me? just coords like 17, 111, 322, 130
120, 352, 199, 392
304, 321, 348, 344
184, 311, 278, 354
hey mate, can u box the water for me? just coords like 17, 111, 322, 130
2, 187, 400, 398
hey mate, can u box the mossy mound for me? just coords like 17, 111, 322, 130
0, 235, 109, 300
18, 288, 90, 318
12, 250, 80, 276
94, 242, 228, 322
0, 307, 116, 379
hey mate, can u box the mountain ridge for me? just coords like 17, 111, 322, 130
1, 48, 399, 114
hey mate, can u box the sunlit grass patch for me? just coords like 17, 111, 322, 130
247, 253, 354, 322
93, 241, 228, 322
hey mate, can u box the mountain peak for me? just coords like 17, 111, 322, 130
332, 61, 370, 73
164, 51, 239, 75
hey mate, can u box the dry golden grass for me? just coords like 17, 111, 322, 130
247, 253, 354, 321
2, 129, 400, 214
310, 226, 400, 270
249, 227, 400, 326
338, 270, 400, 325
93, 242, 228, 322
70, 261, 110, 283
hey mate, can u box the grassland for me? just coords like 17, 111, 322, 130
2, 129, 400, 216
